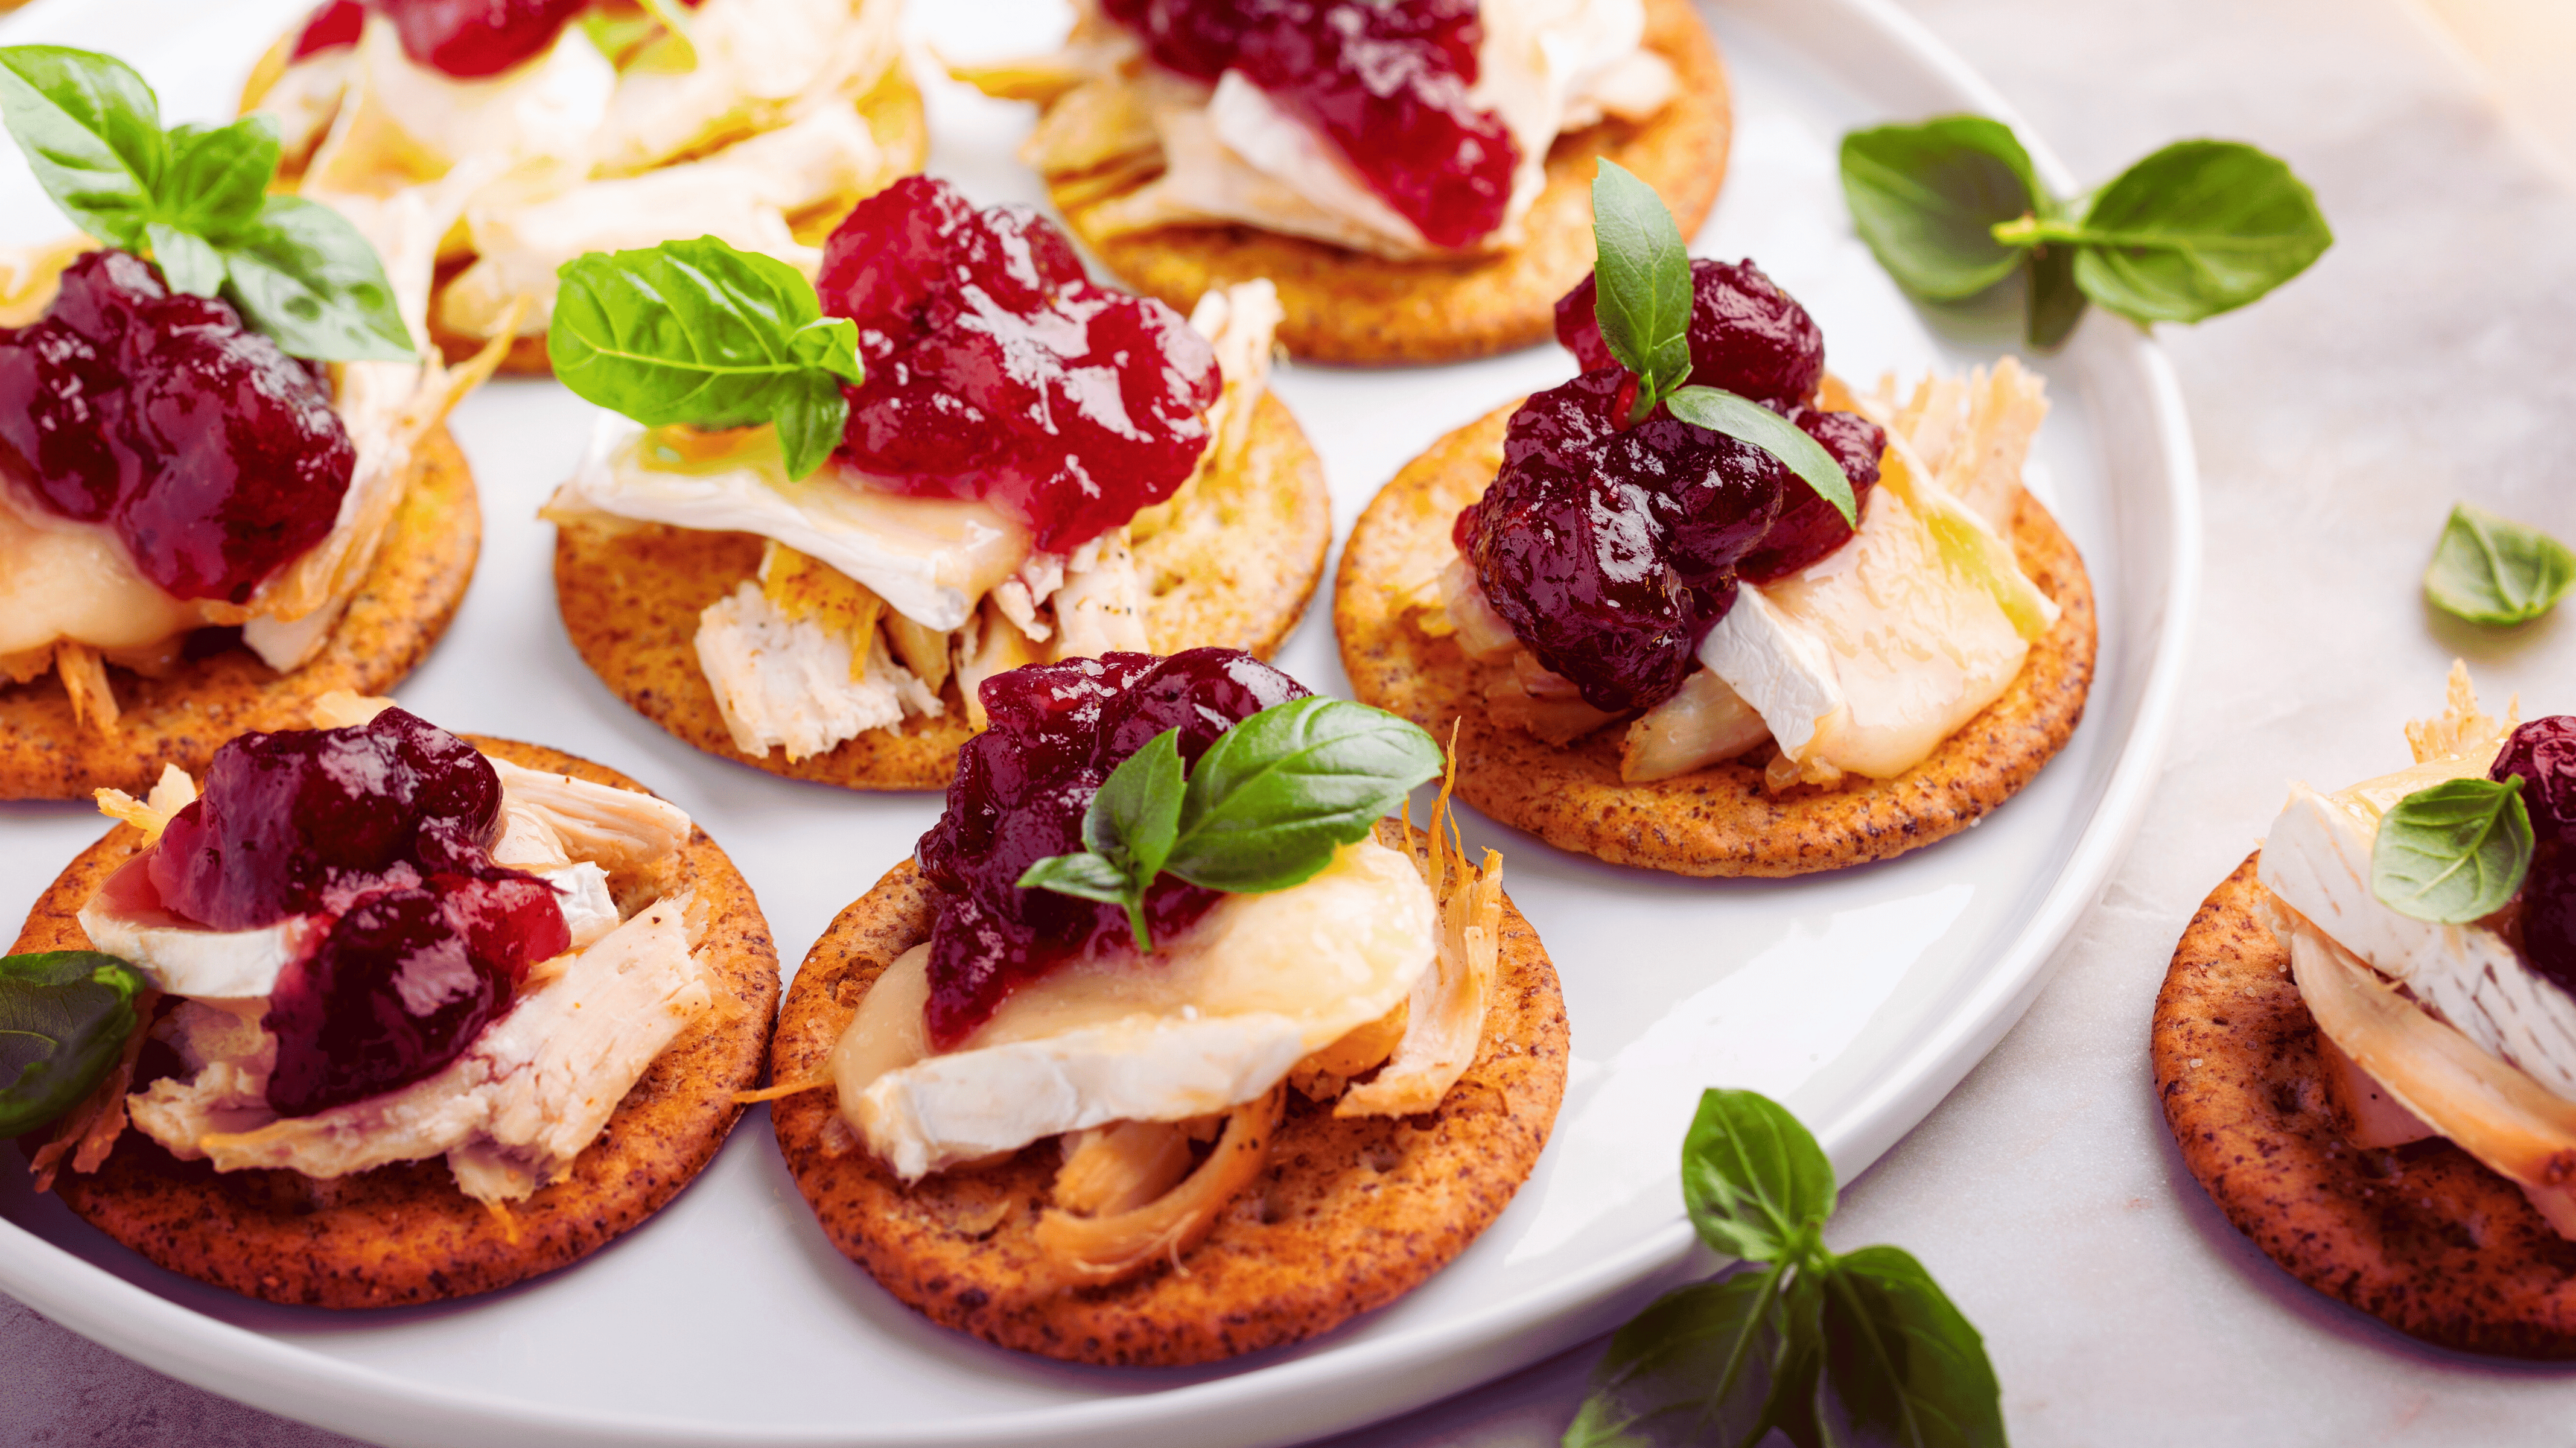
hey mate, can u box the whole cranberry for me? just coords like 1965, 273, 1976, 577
372, 0, 587, 78
2492, 717, 2576, 846
1555, 259, 1828, 407
1736, 405, 1885, 583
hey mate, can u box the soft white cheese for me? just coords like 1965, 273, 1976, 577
1697, 582, 1845, 761
77, 863, 323, 1000
305, 16, 615, 195
587, 0, 902, 177
542, 861, 622, 951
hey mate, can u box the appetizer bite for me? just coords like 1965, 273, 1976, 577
763, 648, 1567, 1364
243, 0, 923, 372
547, 176, 1331, 789
2158, 668, 2576, 1356
1, 47, 497, 798
1337, 166, 2096, 875
6, 693, 777, 1307
958, 0, 1726, 364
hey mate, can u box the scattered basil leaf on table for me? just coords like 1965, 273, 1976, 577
1842, 115, 2329, 348
1585, 164, 1859, 525
1565, 1089, 2006, 1448
2425, 502, 2576, 626
1017, 698, 1444, 951
0, 951, 150, 1137
0, 45, 413, 360
550, 237, 865, 481
2371, 775, 2534, 924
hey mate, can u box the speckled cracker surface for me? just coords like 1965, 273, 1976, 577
11, 738, 780, 1310
0, 425, 480, 801
554, 389, 1331, 791
766, 843, 1568, 1366
1334, 403, 2096, 877
1052, 0, 1729, 366
2153, 856, 2576, 1358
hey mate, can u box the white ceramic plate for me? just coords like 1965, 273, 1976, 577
0, 1, 2196, 1443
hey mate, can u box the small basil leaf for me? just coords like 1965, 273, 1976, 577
145, 221, 226, 299
789, 313, 865, 385
2023, 241, 2085, 351
2370, 776, 2533, 924
1015, 852, 1139, 908
159, 115, 282, 240
1165, 697, 1444, 894
578, 9, 661, 67
634, 0, 701, 69
1664, 387, 1857, 526
1838, 116, 2040, 302
1562, 1268, 1795, 1448
219, 194, 416, 361
2425, 502, 2576, 626
0, 950, 147, 1137
771, 372, 853, 483
1814, 1246, 2005, 1448
2070, 139, 2331, 325
1682, 1088, 1839, 1263
1769, 1268, 1830, 1448
1085, 726, 1185, 884
1589, 157, 1693, 397
0, 45, 164, 250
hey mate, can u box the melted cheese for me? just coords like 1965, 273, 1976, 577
588, 0, 902, 177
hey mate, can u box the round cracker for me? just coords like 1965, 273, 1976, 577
10, 737, 780, 1309
1334, 402, 2097, 877
0, 425, 480, 801
2152, 856, 2576, 1358
553, 388, 1332, 791
766, 842, 1568, 1365
1050, 0, 1728, 366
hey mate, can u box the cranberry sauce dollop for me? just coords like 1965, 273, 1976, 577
818, 175, 1223, 554
148, 708, 569, 1117
0, 250, 357, 605
1453, 259, 1884, 713
914, 647, 1307, 1049
1101, 0, 1518, 249
2495, 717, 2576, 994
293, 0, 367, 58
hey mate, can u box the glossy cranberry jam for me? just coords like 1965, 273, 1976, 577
2495, 717, 2576, 994
914, 648, 1306, 1049
0, 250, 355, 605
819, 176, 1223, 554
293, 0, 366, 59
148, 709, 568, 1116
1455, 261, 1884, 713
1101, 0, 1517, 249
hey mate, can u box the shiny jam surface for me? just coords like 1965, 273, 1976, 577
2496, 717, 2576, 993
293, 0, 367, 58
819, 176, 1222, 554
1457, 261, 1884, 713
148, 709, 568, 1117
914, 648, 1308, 1049
1101, 0, 1517, 249
0, 250, 355, 605
374, 0, 590, 77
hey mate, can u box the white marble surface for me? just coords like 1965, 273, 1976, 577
14, 0, 2576, 1441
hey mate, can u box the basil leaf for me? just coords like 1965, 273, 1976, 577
1589, 158, 1693, 399
219, 194, 416, 361
160, 115, 281, 240
1768, 1269, 1830, 1448
2425, 502, 2576, 626
1839, 117, 2040, 302
0, 45, 164, 250
550, 237, 863, 480
2023, 241, 2085, 351
145, 221, 226, 298
2371, 776, 2533, 924
1563, 1267, 1796, 1448
1086, 727, 1185, 880
1814, 1246, 2005, 1448
1664, 387, 1858, 527
634, 0, 700, 69
1682, 1087, 1839, 1263
2069, 139, 2331, 325
1015, 851, 1139, 909
0, 950, 147, 1137
1165, 697, 1445, 894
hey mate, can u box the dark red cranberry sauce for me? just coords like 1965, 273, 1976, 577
1101, 0, 1518, 249
290, 0, 590, 77
819, 176, 1223, 554
293, 0, 367, 59
1454, 259, 1884, 713
914, 648, 1306, 1049
145, 708, 569, 1116
2496, 717, 2576, 996
0, 250, 355, 605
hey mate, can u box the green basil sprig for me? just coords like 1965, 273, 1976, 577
1565, 1090, 2005, 1448
2371, 775, 2533, 924
1017, 697, 1445, 952
2425, 503, 2576, 627
549, 237, 864, 480
1841, 117, 2330, 349
0, 45, 414, 361
0, 951, 150, 1137
1587, 161, 1857, 526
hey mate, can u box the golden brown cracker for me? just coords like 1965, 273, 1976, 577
0, 425, 480, 801
1334, 402, 2097, 877
2154, 856, 2576, 1357
553, 389, 1331, 791
765, 845, 1568, 1365
12, 738, 781, 1309
1050, 0, 1729, 366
